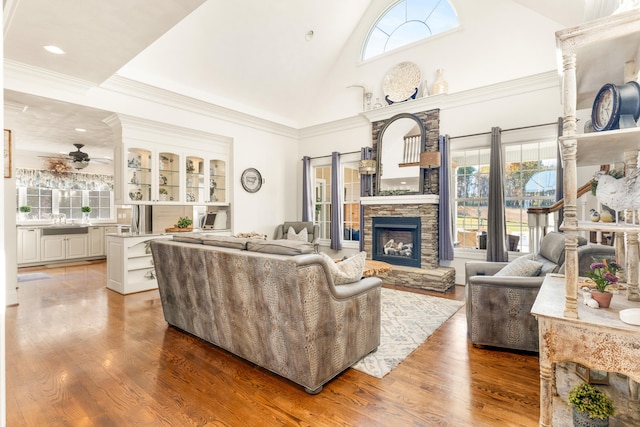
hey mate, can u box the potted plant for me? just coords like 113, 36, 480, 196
159, 188, 169, 201
81, 206, 92, 224
18, 205, 32, 221
176, 216, 193, 229
586, 259, 622, 308
568, 382, 614, 426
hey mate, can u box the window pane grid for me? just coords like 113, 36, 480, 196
453, 140, 557, 253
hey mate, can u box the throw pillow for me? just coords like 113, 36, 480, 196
287, 226, 308, 242
495, 256, 543, 277
320, 251, 366, 285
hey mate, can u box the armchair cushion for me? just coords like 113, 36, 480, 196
320, 251, 366, 285
494, 255, 542, 277
287, 226, 308, 242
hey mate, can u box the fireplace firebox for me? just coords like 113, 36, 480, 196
372, 217, 421, 268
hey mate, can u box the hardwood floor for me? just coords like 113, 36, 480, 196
7, 261, 540, 426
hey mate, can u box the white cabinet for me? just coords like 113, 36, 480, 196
111, 118, 231, 207
17, 228, 41, 264
88, 226, 105, 257
106, 234, 172, 295
41, 234, 88, 262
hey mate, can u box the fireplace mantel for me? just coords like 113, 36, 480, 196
360, 195, 439, 205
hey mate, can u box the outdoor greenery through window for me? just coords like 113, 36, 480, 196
313, 159, 361, 243
17, 187, 113, 221
362, 0, 459, 60
452, 140, 558, 253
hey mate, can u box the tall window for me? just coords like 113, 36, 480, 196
313, 157, 361, 244
362, 0, 459, 60
452, 140, 557, 253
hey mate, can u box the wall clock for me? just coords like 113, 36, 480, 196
591, 81, 640, 131
240, 168, 263, 193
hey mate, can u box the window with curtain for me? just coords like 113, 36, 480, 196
452, 139, 557, 253
362, 0, 459, 60
312, 158, 361, 243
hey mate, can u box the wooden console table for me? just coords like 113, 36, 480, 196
531, 275, 640, 426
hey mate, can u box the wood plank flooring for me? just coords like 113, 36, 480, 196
7, 261, 540, 426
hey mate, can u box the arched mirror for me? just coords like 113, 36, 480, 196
376, 113, 426, 196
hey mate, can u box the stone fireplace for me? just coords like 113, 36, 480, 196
361, 108, 455, 292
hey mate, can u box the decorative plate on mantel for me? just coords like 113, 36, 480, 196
382, 61, 421, 104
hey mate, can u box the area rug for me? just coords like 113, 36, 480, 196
352, 287, 464, 378
17, 272, 53, 282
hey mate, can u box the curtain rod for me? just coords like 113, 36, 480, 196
449, 122, 558, 140
305, 150, 361, 160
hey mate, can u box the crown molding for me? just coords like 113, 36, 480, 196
297, 71, 560, 139
361, 70, 559, 122
4, 60, 96, 95
101, 75, 300, 139
298, 115, 370, 139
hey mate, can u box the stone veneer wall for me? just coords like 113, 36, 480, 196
364, 108, 455, 291
363, 202, 455, 292
371, 109, 440, 195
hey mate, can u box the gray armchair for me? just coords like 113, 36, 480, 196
465, 231, 616, 352
274, 221, 320, 253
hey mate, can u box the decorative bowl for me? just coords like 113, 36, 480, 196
619, 308, 640, 325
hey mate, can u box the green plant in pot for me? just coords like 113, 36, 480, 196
176, 217, 193, 229
81, 206, 92, 213
568, 382, 614, 426
586, 259, 622, 308
19, 205, 32, 213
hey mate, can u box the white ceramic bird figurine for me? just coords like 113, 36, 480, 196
595, 169, 640, 212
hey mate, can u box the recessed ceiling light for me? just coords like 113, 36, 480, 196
305, 30, 314, 41
75, 128, 86, 132
43, 45, 65, 55
400, 181, 407, 185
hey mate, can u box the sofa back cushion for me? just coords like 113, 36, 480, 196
201, 235, 249, 250
247, 239, 314, 255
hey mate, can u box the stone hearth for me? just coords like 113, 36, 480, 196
362, 195, 455, 292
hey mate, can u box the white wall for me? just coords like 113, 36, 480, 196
303, 0, 565, 127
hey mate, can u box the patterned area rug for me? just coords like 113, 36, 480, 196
352, 287, 464, 378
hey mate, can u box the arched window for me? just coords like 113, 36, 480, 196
362, 0, 459, 60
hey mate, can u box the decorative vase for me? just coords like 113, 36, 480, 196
590, 290, 613, 308
431, 69, 448, 95
590, 209, 600, 222
82, 212, 90, 225
572, 407, 609, 427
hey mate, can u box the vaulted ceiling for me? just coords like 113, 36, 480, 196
2, 0, 618, 163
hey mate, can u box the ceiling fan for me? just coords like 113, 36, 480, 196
41, 143, 111, 170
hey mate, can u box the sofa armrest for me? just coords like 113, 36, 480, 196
465, 261, 508, 284
294, 254, 382, 298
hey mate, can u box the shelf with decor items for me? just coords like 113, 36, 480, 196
111, 117, 233, 218
115, 142, 230, 206
533, 9, 640, 427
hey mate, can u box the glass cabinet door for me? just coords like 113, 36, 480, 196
158, 152, 180, 202
209, 160, 226, 203
186, 156, 205, 203
127, 148, 152, 202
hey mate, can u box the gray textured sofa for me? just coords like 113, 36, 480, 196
150, 234, 382, 394
465, 232, 616, 352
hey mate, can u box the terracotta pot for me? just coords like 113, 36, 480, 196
591, 290, 613, 308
